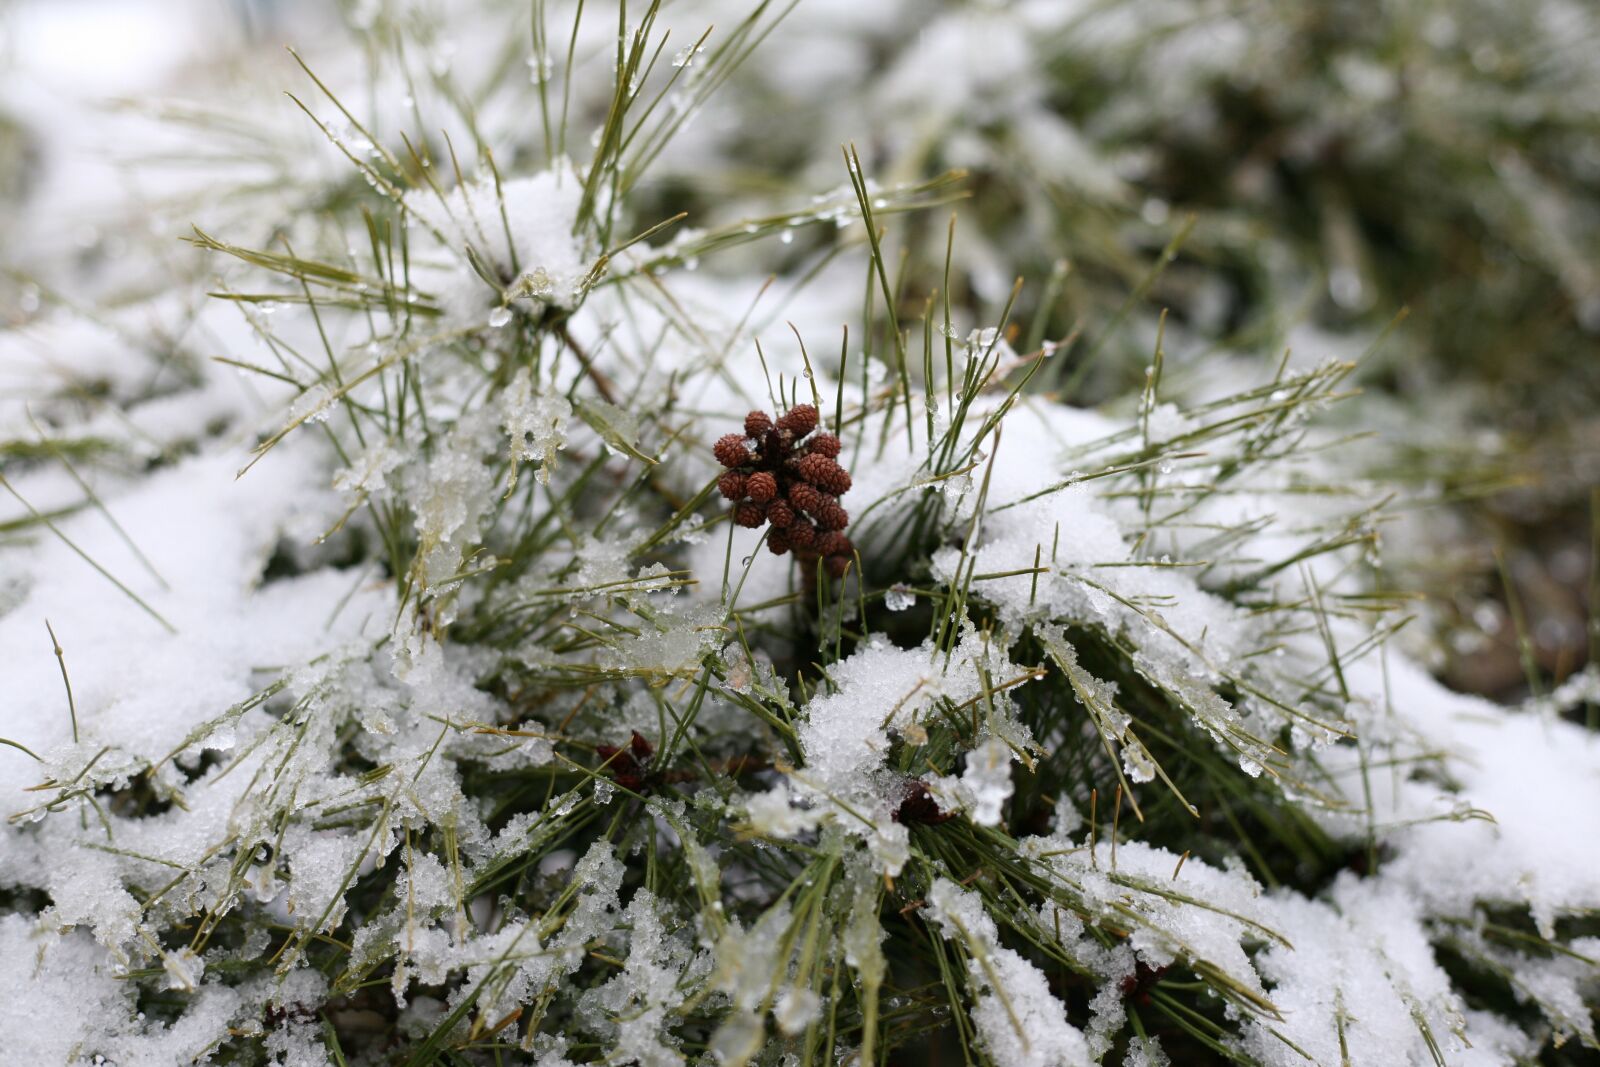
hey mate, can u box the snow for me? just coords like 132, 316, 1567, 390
1244, 877, 1539, 1067
502, 366, 572, 485
404, 169, 595, 328
796, 628, 1017, 799
579, 889, 697, 1066
926, 735, 1016, 826
926, 878, 1093, 1067
1122, 1037, 1169, 1067
782, 627, 1024, 873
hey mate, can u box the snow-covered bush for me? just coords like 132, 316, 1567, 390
1, 3, 1595, 1065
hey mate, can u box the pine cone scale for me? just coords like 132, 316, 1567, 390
714, 404, 855, 577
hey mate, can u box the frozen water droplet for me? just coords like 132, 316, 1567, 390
941, 473, 973, 501
488, 307, 512, 328
884, 585, 915, 612
780, 229, 794, 245
519, 267, 555, 299
1329, 268, 1364, 309
1157, 459, 1174, 475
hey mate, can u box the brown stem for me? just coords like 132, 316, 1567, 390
557, 321, 619, 406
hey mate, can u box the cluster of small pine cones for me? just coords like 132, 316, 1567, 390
713, 403, 856, 578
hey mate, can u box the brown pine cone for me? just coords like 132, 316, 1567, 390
814, 500, 849, 531
717, 471, 747, 500
818, 531, 852, 558
787, 521, 817, 549
715, 405, 861, 579
778, 403, 819, 436
788, 481, 823, 515
746, 471, 778, 503
807, 433, 842, 458
733, 500, 766, 528
767, 500, 796, 528
744, 410, 774, 438
714, 434, 752, 468
797, 453, 851, 495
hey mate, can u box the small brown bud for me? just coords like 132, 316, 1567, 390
767, 500, 796, 528
788, 482, 823, 515
767, 528, 790, 555
746, 471, 778, 503
893, 779, 954, 825
787, 521, 817, 549
797, 453, 851, 495
778, 403, 819, 436
629, 731, 654, 761
825, 554, 851, 578
714, 434, 752, 468
744, 410, 774, 438
818, 531, 852, 558
807, 433, 842, 458
733, 500, 766, 528
717, 471, 747, 500
596, 743, 646, 792
814, 500, 849, 531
